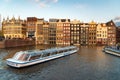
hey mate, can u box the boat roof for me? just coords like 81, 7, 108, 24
15, 46, 76, 56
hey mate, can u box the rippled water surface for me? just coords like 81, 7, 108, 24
0, 45, 120, 80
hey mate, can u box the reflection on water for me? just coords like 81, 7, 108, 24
0, 45, 120, 80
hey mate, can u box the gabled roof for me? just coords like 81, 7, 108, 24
106, 20, 116, 27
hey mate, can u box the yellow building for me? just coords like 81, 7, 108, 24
80, 23, 89, 46
56, 19, 63, 45
96, 23, 107, 45
88, 21, 97, 45
56, 19, 70, 45
43, 22, 49, 44
2, 16, 26, 39
35, 18, 44, 44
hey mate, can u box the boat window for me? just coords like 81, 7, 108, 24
68, 49, 71, 51
42, 53, 47, 57
13, 52, 29, 61
59, 50, 64, 53
64, 49, 68, 52
41, 52, 51, 57
46, 53, 50, 56
29, 55, 40, 60
29, 54, 41, 61
51, 51, 57, 55
50, 52, 54, 55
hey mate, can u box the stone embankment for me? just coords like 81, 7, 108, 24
0, 39, 35, 48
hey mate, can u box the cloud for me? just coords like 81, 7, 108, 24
52, 0, 58, 3
33, 0, 58, 8
3, 0, 58, 8
114, 16, 120, 21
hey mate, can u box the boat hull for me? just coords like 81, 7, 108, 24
7, 49, 78, 68
104, 48, 120, 57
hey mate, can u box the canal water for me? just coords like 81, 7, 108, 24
0, 45, 120, 80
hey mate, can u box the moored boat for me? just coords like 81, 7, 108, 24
103, 46, 120, 56
6, 46, 79, 68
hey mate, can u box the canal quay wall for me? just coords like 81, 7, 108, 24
0, 41, 5, 48
0, 39, 35, 48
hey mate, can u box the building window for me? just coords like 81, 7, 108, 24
111, 23, 113, 25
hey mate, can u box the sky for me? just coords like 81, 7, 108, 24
0, 0, 120, 22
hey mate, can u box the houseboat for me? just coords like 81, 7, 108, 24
103, 46, 120, 56
6, 46, 79, 68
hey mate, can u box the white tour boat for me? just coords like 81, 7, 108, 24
6, 46, 79, 68
103, 46, 120, 56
